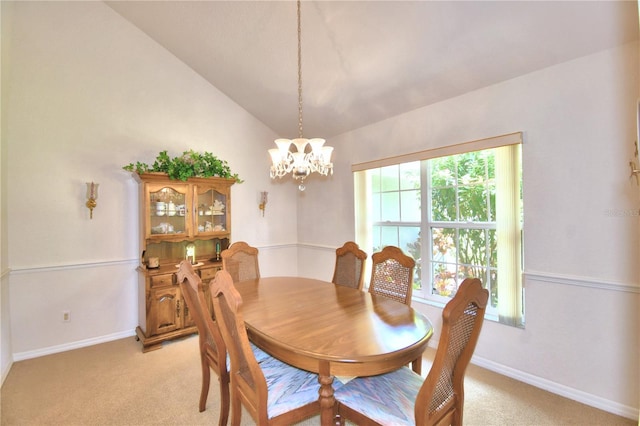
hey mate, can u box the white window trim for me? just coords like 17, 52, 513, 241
354, 132, 523, 326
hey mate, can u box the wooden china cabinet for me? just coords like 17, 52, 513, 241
132, 172, 235, 352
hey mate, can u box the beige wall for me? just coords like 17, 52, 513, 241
1, 1, 12, 384
2, 1, 299, 362
2, 0, 639, 420
297, 41, 640, 418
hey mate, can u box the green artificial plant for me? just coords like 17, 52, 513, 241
123, 150, 242, 182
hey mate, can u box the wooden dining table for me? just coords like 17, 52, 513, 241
234, 276, 433, 425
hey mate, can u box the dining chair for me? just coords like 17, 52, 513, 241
176, 261, 231, 425
221, 241, 260, 283
331, 241, 367, 290
334, 278, 489, 426
209, 269, 321, 425
369, 245, 415, 305
176, 261, 271, 425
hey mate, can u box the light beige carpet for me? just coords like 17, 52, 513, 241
0, 335, 634, 425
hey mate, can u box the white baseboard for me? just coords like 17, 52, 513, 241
423, 337, 638, 420
12, 329, 136, 362
8, 328, 639, 420
470, 354, 639, 420
1, 357, 13, 386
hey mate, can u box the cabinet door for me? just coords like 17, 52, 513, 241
193, 184, 229, 237
148, 287, 182, 336
145, 182, 191, 239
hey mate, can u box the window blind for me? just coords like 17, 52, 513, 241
352, 132, 522, 172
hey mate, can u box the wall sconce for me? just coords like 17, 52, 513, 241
630, 139, 639, 185
631, 100, 640, 185
259, 191, 268, 216
630, 159, 639, 185
85, 182, 99, 219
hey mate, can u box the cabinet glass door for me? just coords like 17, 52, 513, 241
148, 185, 189, 237
194, 186, 227, 235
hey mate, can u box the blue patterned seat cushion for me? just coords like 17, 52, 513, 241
225, 342, 271, 370
233, 344, 346, 420
334, 366, 423, 425
250, 342, 271, 363
260, 355, 321, 419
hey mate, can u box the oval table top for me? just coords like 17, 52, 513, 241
235, 276, 433, 377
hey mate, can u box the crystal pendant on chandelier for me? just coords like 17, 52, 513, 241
268, 138, 334, 190
268, 0, 333, 191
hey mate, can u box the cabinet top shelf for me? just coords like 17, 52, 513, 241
132, 172, 237, 186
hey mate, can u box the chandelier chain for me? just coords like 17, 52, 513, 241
268, 0, 333, 191
297, 0, 303, 139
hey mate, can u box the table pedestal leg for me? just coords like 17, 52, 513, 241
318, 362, 336, 426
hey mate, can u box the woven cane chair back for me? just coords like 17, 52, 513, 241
369, 245, 415, 305
332, 241, 367, 290
415, 278, 489, 425
334, 278, 488, 426
221, 241, 260, 283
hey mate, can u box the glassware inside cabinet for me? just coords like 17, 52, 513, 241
149, 187, 187, 235
196, 187, 226, 233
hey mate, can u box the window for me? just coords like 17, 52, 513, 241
354, 133, 523, 326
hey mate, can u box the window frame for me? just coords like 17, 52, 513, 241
354, 132, 523, 326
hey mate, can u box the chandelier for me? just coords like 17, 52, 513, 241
268, 0, 333, 191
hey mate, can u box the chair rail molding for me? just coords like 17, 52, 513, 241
10, 258, 138, 274
524, 269, 640, 294
297, 242, 341, 251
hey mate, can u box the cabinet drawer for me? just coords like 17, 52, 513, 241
150, 273, 175, 288
199, 266, 221, 281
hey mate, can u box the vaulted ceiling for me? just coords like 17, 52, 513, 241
106, 1, 639, 140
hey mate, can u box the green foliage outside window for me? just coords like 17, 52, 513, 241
429, 151, 497, 305
370, 150, 501, 306
362, 142, 522, 319
431, 151, 495, 221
